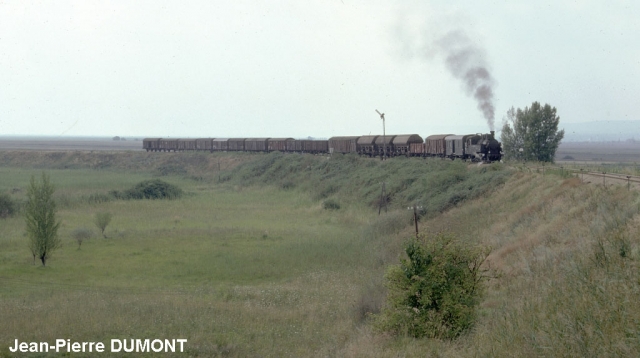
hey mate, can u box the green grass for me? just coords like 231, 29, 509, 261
3, 151, 640, 357
0, 162, 389, 356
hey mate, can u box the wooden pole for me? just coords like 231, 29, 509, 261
413, 204, 419, 238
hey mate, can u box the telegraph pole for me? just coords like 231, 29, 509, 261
375, 109, 386, 160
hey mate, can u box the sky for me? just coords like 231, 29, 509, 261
1, 0, 639, 138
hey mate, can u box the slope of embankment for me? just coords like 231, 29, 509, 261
224, 153, 640, 356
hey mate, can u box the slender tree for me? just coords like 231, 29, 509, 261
94, 212, 112, 238
25, 173, 61, 266
501, 102, 564, 162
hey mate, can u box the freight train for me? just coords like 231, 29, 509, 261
143, 131, 502, 162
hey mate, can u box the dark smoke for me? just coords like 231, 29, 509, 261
435, 30, 496, 130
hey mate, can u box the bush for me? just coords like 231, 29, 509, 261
94, 212, 112, 238
113, 179, 183, 200
71, 227, 93, 248
323, 199, 341, 210
375, 232, 489, 339
0, 192, 17, 218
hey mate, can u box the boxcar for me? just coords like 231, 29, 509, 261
143, 138, 161, 152
195, 138, 214, 152
295, 140, 328, 153
328, 136, 359, 154
245, 138, 270, 152
356, 136, 379, 156
177, 139, 197, 151
212, 138, 229, 151
446, 134, 477, 159
392, 134, 423, 156
228, 138, 247, 151
311, 140, 329, 153
159, 138, 180, 152
425, 134, 452, 157
268, 138, 295, 152
375, 135, 397, 157
409, 142, 425, 156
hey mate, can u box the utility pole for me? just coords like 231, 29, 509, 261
376, 109, 386, 160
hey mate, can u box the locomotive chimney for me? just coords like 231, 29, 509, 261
490, 130, 495, 139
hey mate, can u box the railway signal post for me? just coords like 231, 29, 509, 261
376, 109, 386, 160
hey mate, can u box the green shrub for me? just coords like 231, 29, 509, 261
376, 232, 489, 339
71, 227, 93, 248
0, 192, 18, 218
113, 179, 183, 200
94, 212, 113, 238
86, 193, 112, 204
323, 199, 341, 210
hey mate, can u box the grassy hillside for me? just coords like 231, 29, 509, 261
1, 151, 639, 356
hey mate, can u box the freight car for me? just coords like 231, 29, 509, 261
142, 132, 502, 162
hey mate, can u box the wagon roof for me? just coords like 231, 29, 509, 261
212, 138, 230, 142
228, 138, 247, 141
268, 137, 295, 141
245, 138, 270, 141
392, 134, 423, 145
195, 137, 214, 140
329, 136, 360, 141
357, 135, 379, 144
374, 135, 397, 144
426, 134, 454, 141
177, 138, 196, 142
143, 138, 162, 141
445, 135, 465, 140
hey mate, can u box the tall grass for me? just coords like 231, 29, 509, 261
228, 152, 511, 216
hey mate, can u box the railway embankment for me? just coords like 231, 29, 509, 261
225, 153, 640, 356
223, 152, 511, 216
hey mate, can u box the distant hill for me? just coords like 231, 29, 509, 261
561, 120, 640, 142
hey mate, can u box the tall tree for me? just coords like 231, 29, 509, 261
25, 173, 61, 266
501, 102, 564, 162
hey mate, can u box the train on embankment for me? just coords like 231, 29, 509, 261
143, 131, 502, 162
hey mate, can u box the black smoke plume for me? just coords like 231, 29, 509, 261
434, 30, 496, 130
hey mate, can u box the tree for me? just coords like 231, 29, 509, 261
25, 173, 61, 266
501, 102, 564, 162
94, 212, 112, 238
71, 227, 93, 249
0, 192, 18, 218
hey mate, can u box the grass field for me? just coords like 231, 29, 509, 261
0, 164, 386, 356
2, 151, 640, 357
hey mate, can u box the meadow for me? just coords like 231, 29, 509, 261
1, 151, 640, 357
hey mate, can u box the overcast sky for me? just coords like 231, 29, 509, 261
1, 0, 639, 138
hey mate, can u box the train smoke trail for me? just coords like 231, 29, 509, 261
435, 30, 496, 130
394, 18, 497, 130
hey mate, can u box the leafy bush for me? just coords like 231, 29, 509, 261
323, 199, 341, 210
94, 212, 113, 238
376, 232, 489, 339
0, 192, 18, 218
113, 179, 183, 200
86, 193, 112, 204
71, 227, 93, 248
